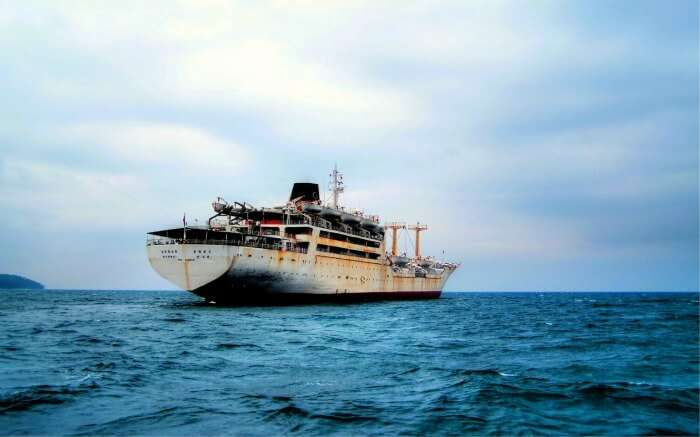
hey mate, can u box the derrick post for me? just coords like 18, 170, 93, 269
384, 222, 405, 256
407, 222, 428, 259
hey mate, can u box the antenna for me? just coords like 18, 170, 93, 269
328, 163, 344, 209
407, 222, 428, 259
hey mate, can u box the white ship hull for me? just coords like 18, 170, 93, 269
147, 242, 455, 303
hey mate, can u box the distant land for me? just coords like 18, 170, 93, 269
0, 274, 45, 290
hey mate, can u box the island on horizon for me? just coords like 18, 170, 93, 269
0, 274, 45, 290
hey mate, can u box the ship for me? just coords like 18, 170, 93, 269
146, 166, 459, 304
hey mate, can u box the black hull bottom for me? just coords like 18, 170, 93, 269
189, 289, 442, 306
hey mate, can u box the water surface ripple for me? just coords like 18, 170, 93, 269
0, 291, 697, 435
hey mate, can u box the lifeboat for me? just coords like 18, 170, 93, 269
320, 207, 342, 221
302, 203, 322, 214
360, 219, 380, 233
341, 213, 361, 226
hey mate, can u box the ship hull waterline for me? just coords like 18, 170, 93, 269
193, 287, 441, 305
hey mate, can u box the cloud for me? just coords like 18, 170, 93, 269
0, 1, 424, 147
58, 122, 250, 173
0, 158, 146, 229
0, 122, 252, 230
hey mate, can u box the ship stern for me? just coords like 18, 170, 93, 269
147, 242, 233, 292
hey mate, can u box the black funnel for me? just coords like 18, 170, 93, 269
289, 183, 320, 202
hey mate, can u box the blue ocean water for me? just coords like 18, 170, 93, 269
0, 290, 697, 436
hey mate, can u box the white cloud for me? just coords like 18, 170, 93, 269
0, 1, 424, 146
0, 159, 148, 229
58, 122, 250, 173
0, 122, 253, 231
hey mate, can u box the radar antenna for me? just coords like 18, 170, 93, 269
328, 163, 344, 209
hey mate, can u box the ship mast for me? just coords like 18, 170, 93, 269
329, 164, 344, 209
385, 222, 405, 256
407, 222, 428, 259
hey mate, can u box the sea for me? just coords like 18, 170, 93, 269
0, 290, 697, 436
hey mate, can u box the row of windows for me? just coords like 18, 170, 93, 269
241, 271, 388, 281
236, 253, 383, 269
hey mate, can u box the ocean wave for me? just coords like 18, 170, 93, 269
474, 378, 699, 412
216, 342, 263, 350
0, 384, 94, 414
311, 411, 380, 423
73, 405, 219, 435
265, 404, 310, 419
395, 366, 420, 376
459, 368, 504, 376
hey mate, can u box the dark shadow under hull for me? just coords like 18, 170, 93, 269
190, 289, 441, 306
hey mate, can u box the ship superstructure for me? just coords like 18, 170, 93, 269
146, 166, 458, 303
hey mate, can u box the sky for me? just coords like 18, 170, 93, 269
0, 0, 697, 291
